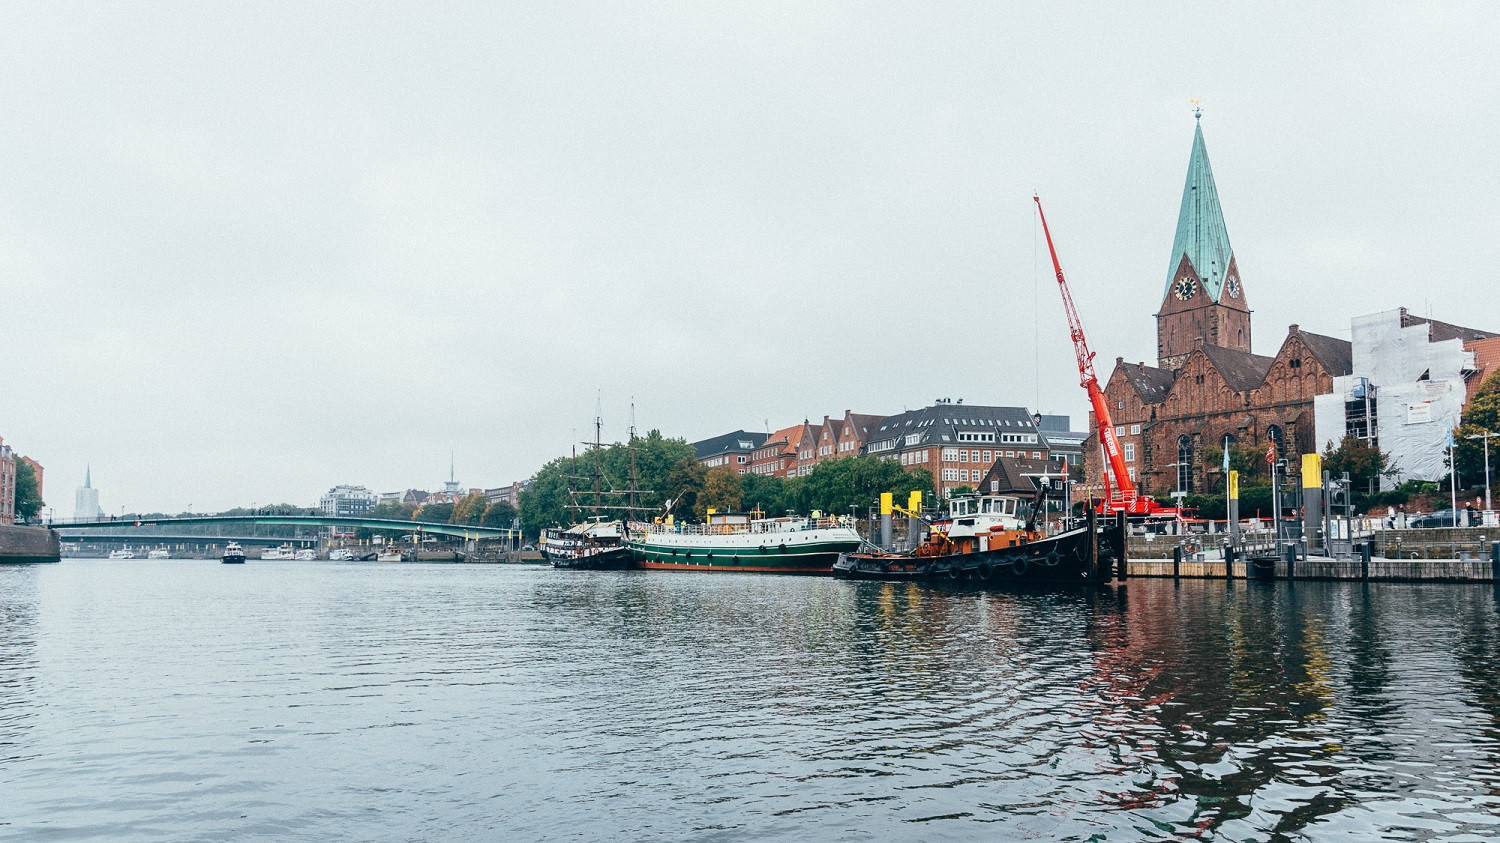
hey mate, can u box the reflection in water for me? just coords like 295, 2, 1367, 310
2, 562, 1500, 839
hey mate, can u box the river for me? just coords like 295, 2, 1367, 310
3, 559, 1500, 840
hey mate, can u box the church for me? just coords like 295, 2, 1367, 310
1081, 117, 1353, 498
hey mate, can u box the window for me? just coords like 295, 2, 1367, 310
1177, 436, 1194, 493
922, 451, 929, 463
1128, 467, 1137, 482
1124, 443, 1135, 462
982, 450, 992, 463
1115, 426, 1125, 436
942, 469, 959, 482
960, 450, 969, 462
990, 480, 999, 492
1130, 424, 1140, 435
1032, 451, 1042, 459
941, 448, 957, 462
1006, 451, 1015, 458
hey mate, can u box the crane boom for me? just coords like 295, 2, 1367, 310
1033, 196, 1141, 510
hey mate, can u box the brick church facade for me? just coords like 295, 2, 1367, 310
1082, 117, 1353, 498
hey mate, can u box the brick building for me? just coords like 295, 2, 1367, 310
1083, 117, 1353, 498
692, 430, 769, 474
863, 400, 1054, 499
0, 436, 14, 525
747, 411, 883, 479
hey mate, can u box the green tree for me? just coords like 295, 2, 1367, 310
518, 430, 697, 538
451, 492, 488, 525
663, 457, 708, 521
417, 501, 454, 522
774, 456, 934, 515
1322, 434, 1394, 495
948, 484, 975, 498
13, 458, 43, 522
697, 466, 744, 519
1202, 442, 1268, 487
1456, 369, 1500, 489
740, 472, 785, 516
481, 500, 517, 528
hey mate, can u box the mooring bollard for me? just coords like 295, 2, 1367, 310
1491, 540, 1499, 582
1224, 544, 1235, 580
1361, 541, 1372, 581
1173, 544, 1182, 580
1285, 544, 1297, 581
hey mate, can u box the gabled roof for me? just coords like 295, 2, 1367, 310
844, 412, 883, 441
1165, 119, 1235, 303
1399, 308, 1499, 344
1295, 329, 1354, 377
1120, 361, 1176, 404
761, 424, 805, 457
692, 430, 769, 460
1201, 344, 1276, 392
979, 455, 1063, 495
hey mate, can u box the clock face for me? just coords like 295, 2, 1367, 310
1173, 277, 1198, 301
1226, 276, 1241, 299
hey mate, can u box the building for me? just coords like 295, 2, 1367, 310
74, 465, 101, 521
692, 430, 769, 474
863, 400, 1053, 498
1035, 415, 1087, 472
0, 436, 14, 525
484, 479, 532, 509
750, 422, 813, 478
1084, 116, 1353, 498
1314, 308, 1497, 489
320, 485, 377, 519
811, 411, 884, 470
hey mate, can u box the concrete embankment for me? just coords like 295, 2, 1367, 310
1129, 557, 1497, 582
0, 525, 61, 563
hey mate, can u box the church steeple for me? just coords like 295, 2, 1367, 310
1156, 111, 1251, 370
1165, 115, 1235, 303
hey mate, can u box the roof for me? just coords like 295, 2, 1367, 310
1400, 308, 1499, 344
762, 424, 805, 456
1295, 329, 1354, 376
1165, 119, 1235, 303
1120, 360, 1177, 404
845, 413, 883, 440
978, 455, 1063, 495
1201, 344, 1276, 392
866, 402, 1040, 451
692, 430, 769, 460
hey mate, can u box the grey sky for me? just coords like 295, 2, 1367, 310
3, 3, 1497, 515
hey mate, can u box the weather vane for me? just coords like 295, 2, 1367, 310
1190, 97, 1202, 120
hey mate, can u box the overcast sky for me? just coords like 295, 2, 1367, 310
3, 2, 1497, 515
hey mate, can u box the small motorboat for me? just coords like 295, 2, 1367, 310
328, 548, 355, 561
293, 549, 316, 561
222, 542, 247, 564
147, 549, 170, 559
108, 548, 135, 560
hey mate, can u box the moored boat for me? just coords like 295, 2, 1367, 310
833, 493, 1124, 586
544, 519, 632, 570
107, 548, 135, 560
147, 549, 170, 559
222, 542, 246, 564
293, 548, 316, 561
260, 543, 295, 560
626, 513, 863, 574
328, 548, 355, 561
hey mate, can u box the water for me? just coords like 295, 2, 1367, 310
4, 562, 1500, 840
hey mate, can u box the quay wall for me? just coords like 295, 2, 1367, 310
0, 525, 61, 563
1129, 557, 1496, 582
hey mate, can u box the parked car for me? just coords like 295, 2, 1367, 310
1408, 508, 1477, 528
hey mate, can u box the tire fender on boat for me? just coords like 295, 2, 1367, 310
976, 562, 993, 580
1012, 556, 1028, 576
947, 565, 962, 581
778, 543, 787, 553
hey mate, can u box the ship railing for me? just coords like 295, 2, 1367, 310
632, 517, 849, 536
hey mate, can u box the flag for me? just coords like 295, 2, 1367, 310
1266, 442, 1276, 465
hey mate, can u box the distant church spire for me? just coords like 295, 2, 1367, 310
1164, 114, 1235, 303
85, 464, 91, 488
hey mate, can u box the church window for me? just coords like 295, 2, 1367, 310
1124, 443, 1135, 462
1130, 424, 1140, 435
1176, 436, 1194, 493
1267, 425, 1284, 454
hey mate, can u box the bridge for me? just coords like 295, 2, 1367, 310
49, 514, 520, 542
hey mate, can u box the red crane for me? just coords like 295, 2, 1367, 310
1034, 196, 1178, 518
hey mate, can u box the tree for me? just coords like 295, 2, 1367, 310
697, 467, 744, 519
1201, 442, 1268, 487
1456, 369, 1500, 489
417, 501, 454, 522
451, 492, 488, 525
519, 430, 698, 538
948, 484, 975, 498
13, 458, 43, 522
1322, 435, 1394, 495
776, 457, 934, 515
740, 472, 785, 516
481, 500, 517, 528
663, 457, 708, 521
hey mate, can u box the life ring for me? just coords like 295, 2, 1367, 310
977, 562, 994, 580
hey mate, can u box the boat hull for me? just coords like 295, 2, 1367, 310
627, 534, 862, 575
547, 545, 633, 570
833, 521, 1119, 586
222, 555, 246, 564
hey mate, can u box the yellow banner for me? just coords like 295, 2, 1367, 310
880, 492, 893, 515
1228, 470, 1239, 500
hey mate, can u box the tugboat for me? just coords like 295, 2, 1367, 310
628, 512, 863, 574
833, 483, 1123, 586
544, 519, 633, 570
222, 542, 246, 564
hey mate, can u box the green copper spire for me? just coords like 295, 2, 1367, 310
1164, 114, 1234, 302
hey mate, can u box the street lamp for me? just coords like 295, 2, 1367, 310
1467, 430, 1497, 517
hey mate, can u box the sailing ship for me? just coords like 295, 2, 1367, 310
543, 518, 632, 570
627, 512, 862, 574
